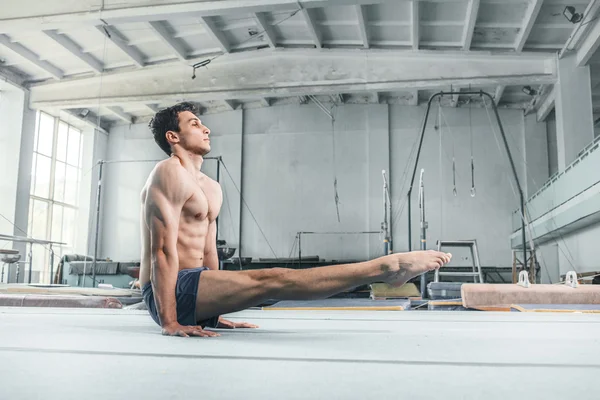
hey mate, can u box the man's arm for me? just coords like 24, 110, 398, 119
204, 220, 219, 270
203, 181, 222, 271
144, 164, 191, 330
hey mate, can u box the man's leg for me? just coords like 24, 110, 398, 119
195, 250, 451, 321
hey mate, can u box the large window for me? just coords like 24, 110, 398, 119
28, 112, 83, 283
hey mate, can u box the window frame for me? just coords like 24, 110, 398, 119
28, 111, 83, 283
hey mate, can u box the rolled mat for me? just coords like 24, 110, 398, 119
462, 284, 600, 309
0, 294, 122, 309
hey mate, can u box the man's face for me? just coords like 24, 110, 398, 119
170, 110, 211, 155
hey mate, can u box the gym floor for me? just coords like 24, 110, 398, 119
1, 307, 599, 399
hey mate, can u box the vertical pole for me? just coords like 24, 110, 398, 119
27, 243, 33, 284
49, 245, 54, 285
407, 199, 412, 251
388, 197, 393, 253
91, 160, 104, 288
298, 232, 302, 267
382, 173, 389, 255
419, 170, 427, 298
216, 157, 221, 243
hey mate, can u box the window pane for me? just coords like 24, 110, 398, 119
30, 200, 48, 240
56, 122, 69, 162
37, 113, 55, 157
53, 161, 66, 202
30, 153, 37, 196
31, 245, 48, 284
64, 166, 79, 205
34, 112, 40, 153
27, 200, 34, 236
67, 127, 81, 166
33, 154, 52, 199
51, 204, 63, 242
62, 207, 76, 247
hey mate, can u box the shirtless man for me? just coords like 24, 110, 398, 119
140, 102, 452, 338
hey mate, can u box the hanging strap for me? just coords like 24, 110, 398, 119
470, 93, 476, 197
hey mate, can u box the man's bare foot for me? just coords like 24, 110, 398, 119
376, 250, 452, 287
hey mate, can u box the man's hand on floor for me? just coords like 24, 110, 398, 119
217, 317, 259, 329
161, 323, 221, 338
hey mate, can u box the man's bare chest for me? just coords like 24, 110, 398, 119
181, 177, 219, 222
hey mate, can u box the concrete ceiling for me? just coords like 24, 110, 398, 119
1, 0, 600, 131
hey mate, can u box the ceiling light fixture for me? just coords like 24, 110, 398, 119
563, 6, 583, 24
522, 86, 537, 96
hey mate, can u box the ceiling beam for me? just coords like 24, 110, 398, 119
408, 89, 419, 106
576, 15, 600, 67
106, 106, 134, 123
95, 25, 145, 67
332, 94, 346, 104
253, 12, 277, 49
61, 109, 109, 134
461, 0, 480, 51
301, 8, 322, 49
371, 92, 380, 104
145, 103, 160, 113
200, 16, 230, 52
355, 5, 369, 49
412, 1, 419, 50
449, 87, 460, 107
536, 85, 555, 122
0, 34, 64, 79
224, 99, 239, 110
494, 85, 506, 105
43, 30, 103, 73
514, 0, 544, 52
0, 66, 27, 88
148, 21, 187, 61
28, 49, 558, 109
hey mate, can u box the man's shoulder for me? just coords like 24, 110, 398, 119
148, 159, 193, 198
151, 158, 187, 181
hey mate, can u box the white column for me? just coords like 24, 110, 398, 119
524, 113, 549, 197
554, 54, 595, 170
11, 90, 36, 283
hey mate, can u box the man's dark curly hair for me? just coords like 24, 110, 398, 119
148, 102, 199, 156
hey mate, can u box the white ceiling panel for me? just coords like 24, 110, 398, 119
477, 2, 530, 24
421, 26, 463, 44
472, 27, 519, 47
369, 26, 411, 44
269, 12, 313, 43
421, 1, 468, 22
8, 32, 87, 74
365, 2, 412, 22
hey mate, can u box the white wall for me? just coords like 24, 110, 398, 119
524, 114, 549, 197
0, 88, 24, 236
100, 103, 541, 269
